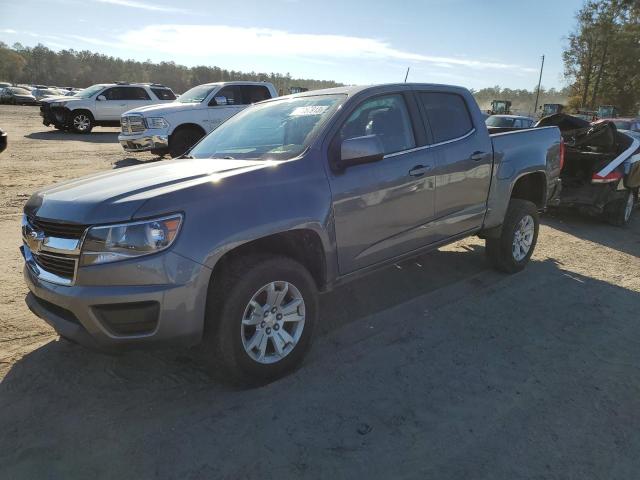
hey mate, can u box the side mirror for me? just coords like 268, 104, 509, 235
335, 135, 384, 171
213, 96, 228, 106
97, 95, 106, 101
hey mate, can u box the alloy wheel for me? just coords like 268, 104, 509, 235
512, 214, 535, 261
241, 281, 306, 364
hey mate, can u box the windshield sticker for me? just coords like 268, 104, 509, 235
290, 106, 329, 116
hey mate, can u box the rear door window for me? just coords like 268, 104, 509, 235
123, 87, 151, 100
418, 92, 473, 144
240, 85, 272, 104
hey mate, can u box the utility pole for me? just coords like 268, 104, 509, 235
533, 55, 545, 115
404, 67, 410, 83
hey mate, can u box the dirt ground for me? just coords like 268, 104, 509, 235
0, 104, 639, 479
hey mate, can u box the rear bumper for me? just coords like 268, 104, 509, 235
119, 133, 169, 152
557, 180, 628, 214
23, 252, 211, 351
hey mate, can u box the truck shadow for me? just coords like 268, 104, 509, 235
25, 130, 120, 143
2, 257, 639, 477
543, 208, 640, 258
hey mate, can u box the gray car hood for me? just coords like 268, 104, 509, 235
25, 158, 270, 224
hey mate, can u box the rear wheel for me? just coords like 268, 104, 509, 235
169, 127, 204, 158
70, 111, 93, 133
203, 254, 318, 385
486, 199, 539, 273
605, 189, 635, 226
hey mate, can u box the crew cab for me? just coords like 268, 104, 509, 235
40, 83, 176, 133
21, 83, 562, 384
118, 81, 277, 158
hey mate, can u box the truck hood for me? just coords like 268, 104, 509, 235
124, 102, 199, 116
25, 158, 271, 225
41, 96, 84, 105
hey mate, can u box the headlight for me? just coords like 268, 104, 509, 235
145, 117, 169, 129
52, 101, 67, 108
80, 214, 183, 266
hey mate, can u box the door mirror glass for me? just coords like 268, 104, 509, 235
337, 135, 384, 170
97, 95, 106, 101
213, 96, 227, 106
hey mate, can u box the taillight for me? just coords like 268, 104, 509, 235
559, 138, 565, 171
591, 170, 623, 184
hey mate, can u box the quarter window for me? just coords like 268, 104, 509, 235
339, 94, 415, 155
419, 92, 473, 143
151, 88, 176, 100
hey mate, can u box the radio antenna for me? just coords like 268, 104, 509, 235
404, 67, 410, 83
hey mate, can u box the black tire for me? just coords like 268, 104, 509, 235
150, 148, 169, 157
486, 199, 539, 274
203, 254, 318, 386
70, 110, 93, 133
605, 189, 635, 226
169, 127, 204, 158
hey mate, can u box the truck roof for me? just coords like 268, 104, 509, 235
288, 83, 469, 98
198, 81, 275, 87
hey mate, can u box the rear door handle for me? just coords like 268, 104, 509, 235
470, 151, 488, 161
409, 165, 432, 177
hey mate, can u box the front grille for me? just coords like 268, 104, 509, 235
121, 116, 145, 134
33, 252, 77, 280
30, 217, 89, 239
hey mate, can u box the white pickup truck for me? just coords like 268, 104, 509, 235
118, 81, 278, 157
41, 83, 177, 133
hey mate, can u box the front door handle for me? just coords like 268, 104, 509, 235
409, 165, 432, 177
470, 151, 488, 161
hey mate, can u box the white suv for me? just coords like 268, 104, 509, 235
41, 83, 176, 133
118, 81, 277, 157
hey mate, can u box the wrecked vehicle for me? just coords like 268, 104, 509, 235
537, 114, 640, 225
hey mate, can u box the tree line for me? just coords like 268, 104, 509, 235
563, 0, 640, 115
0, 42, 342, 95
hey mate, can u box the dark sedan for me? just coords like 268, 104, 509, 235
0, 87, 38, 105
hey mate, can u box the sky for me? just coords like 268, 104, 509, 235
0, 0, 584, 91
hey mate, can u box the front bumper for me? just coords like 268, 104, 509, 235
41, 104, 68, 128
22, 248, 212, 350
119, 132, 169, 152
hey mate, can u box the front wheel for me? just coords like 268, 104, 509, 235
169, 127, 204, 158
70, 111, 93, 133
203, 255, 318, 385
486, 199, 539, 273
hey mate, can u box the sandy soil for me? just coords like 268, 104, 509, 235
0, 104, 639, 479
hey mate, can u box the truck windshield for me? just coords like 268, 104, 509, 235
178, 85, 217, 103
189, 94, 345, 161
74, 85, 106, 99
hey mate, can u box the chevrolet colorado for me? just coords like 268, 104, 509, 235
22, 83, 562, 383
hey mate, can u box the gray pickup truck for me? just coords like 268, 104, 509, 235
21, 83, 562, 383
